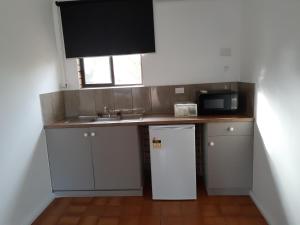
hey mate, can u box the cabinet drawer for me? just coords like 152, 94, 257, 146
207, 122, 253, 136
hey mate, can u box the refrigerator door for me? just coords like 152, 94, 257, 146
149, 125, 197, 200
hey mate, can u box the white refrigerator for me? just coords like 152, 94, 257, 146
149, 125, 197, 200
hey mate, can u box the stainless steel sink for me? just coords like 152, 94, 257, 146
66, 113, 143, 124
66, 116, 97, 123
121, 113, 143, 120
93, 116, 121, 122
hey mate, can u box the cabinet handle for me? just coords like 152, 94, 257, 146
228, 127, 235, 132
83, 132, 89, 137
209, 141, 215, 147
90, 132, 96, 137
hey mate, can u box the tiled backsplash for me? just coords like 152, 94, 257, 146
40, 91, 65, 124
63, 82, 245, 118
40, 82, 255, 124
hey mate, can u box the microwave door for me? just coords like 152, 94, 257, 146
204, 99, 225, 110
199, 93, 238, 115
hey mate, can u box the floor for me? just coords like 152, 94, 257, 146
32, 185, 268, 225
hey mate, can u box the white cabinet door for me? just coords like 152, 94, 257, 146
46, 128, 94, 191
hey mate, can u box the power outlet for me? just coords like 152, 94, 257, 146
175, 87, 184, 94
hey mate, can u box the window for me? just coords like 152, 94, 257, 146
79, 54, 142, 87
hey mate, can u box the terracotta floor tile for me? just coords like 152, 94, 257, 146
36, 215, 59, 225
47, 198, 71, 216
200, 205, 221, 217
161, 202, 182, 216
198, 196, 220, 205
107, 197, 124, 206
98, 217, 120, 225
140, 216, 161, 225
183, 215, 203, 225
240, 206, 262, 217
217, 197, 236, 206
142, 202, 161, 216
219, 205, 241, 216
235, 197, 255, 206
66, 205, 87, 215
72, 197, 94, 205
219, 196, 253, 205
78, 216, 99, 225
119, 216, 140, 225
84, 205, 105, 216
55, 198, 73, 206
57, 216, 81, 225
162, 216, 184, 225
102, 206, 122, 217
224, 216, 240, 225
238, 217, 268, 225
122, 205, 142, 216
124, 196, 144, 206
181, 201, 200, 215
203, 217, 227, 225
31, 185, 268, 225
93, 198, 109, 206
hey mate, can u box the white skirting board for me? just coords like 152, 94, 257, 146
25, 195, 55, 225
250, 191, 274, 225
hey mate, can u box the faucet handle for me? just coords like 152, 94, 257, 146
103, 106, 108, 114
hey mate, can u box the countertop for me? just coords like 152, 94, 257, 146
44, 115, 254, 129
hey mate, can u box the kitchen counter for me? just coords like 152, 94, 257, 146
44, 115, 254, 129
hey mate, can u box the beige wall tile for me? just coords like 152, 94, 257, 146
51, 92, 65, 121
195, 83, 231, 92
79, 90, 96, 116
113, 88, 133, 111
64, 90, 79, 118
150, 86, 172, 114
238, 82, 255, 117
230, 82, 239, 92
40, 91, 65, 124
206, 82, 232, 91
189, 82, 233, 102
132, 87, 151, 113
95, 89, 115, 113
40, 82, 254, 122
40, 93, 55, 124
170, 85, 193, 104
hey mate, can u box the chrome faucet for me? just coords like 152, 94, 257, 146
103, 106, 108, 114
103, 106, 111, 118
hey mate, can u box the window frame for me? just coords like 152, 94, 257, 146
78, 55, 143, 88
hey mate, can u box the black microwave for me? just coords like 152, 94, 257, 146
198, 92, 241, 115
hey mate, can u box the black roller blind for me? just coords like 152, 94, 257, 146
57, 0, 156, 58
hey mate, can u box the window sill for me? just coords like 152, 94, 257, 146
80, 84, 144, 90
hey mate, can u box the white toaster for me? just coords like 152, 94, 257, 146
174, 103, 198, 117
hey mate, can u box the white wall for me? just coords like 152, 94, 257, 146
0, 0, 61, 224
143, 0, 242, 86
62, 0, 243, 89
241, 0, 300, 224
